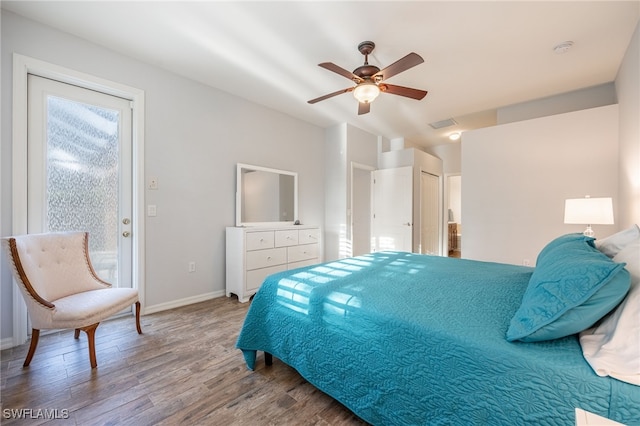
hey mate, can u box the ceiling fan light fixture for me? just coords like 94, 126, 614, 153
309, 41, 426, 114
353, 81, 380, 103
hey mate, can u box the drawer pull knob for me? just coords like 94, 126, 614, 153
267, 256, 272, 260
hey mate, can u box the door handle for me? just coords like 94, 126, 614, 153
122, 218, 131, 225
122, 231, 131, 238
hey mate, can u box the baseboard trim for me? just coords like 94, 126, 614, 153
0, 336, 17, 351
0, 292, 227, 349
142, 290, 225, 315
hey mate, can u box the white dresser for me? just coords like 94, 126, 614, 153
226, 225, 322, 302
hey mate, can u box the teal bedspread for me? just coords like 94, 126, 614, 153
236, 252, 640, 425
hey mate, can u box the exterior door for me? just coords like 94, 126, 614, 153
371, 166, 413, 252
420, 171, 440, 254
27, 75, 133, 288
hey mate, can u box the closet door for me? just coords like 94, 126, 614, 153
371, 166, 413, 252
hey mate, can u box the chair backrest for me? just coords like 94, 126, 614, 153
3, 232, 109, 304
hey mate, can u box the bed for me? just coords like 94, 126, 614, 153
236, 232, 640, 425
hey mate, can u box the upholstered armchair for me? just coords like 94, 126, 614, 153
2, 231, 142, 368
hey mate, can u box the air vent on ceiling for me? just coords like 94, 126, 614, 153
429, 118, 457, 129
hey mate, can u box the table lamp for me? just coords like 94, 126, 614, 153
564, 196, 614, 237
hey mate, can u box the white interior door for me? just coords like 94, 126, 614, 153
372, 166, 413, 252
27, 74, 133, 288
420, 171, 440, 255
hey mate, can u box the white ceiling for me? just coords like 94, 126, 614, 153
3, 1, 639, 148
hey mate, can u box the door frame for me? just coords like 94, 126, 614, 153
11, 54, 146, 346
443, 172, 461, 255
350, 162, 375, 257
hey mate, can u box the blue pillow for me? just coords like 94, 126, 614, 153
507, 234, 630, 342
535, 232, 596, 264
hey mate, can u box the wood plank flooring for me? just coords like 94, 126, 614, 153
1, 297, 368, 425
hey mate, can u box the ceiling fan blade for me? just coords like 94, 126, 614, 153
373, 52, 424, 81
318, 62, 362, 82
358, 102, 371, 115
308, 87, 354, 104
380, 83, 428, 100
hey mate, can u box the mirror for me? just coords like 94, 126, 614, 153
236, 163, 298, 226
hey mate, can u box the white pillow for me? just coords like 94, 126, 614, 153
596, 224, 640, 258
579, 240, 640, 385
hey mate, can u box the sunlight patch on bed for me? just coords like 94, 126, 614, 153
309, 264, 357, 278
325, 262, 364, 273
276, 278, 312, 314
340, 258, 373, 268
289, 269, 335, 284
388, 258, 428, 274
323, 290, 362, 319
273, 257, 375, 315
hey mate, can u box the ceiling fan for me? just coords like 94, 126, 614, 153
308, 41, 428, 115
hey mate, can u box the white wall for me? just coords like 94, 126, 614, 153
497, 83, 617, 125
428, 143, 461, 175
1, 11, 325, 341
324, 123, 379, 260
324, 124, 348, 261
461, 20, 639, 265
615, 21, 640, 228
462, 104, 619, 265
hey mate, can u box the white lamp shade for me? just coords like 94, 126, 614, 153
564, 197, 614, 225
353, 82, 380, 103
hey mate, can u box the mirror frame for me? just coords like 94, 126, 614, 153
235, 163, 298, 227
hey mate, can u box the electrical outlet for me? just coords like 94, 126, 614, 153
148, 177, 158, 190
188, 261, 196, 273
147, 205, 157, 217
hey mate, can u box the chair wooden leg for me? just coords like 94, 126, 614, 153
135, 301, 142, 334
23, 329, 40, 367
74, 329, 80, 339
81, 323, 100, 368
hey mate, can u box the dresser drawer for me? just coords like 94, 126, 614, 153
298, 228, 320, 245
246, 231, 274, 251
246, 264, 287, 291
287, 243, 318, 263
288, 258, 319, 270
246, 247, 286, 270
275, 229, 298, 247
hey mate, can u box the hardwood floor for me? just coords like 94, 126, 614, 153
1, 297, 368, 425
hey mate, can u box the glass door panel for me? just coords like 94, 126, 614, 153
28, 75, 132, 287
46, 95, 120, 281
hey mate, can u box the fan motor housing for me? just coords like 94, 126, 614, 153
353, 65, 380, 78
